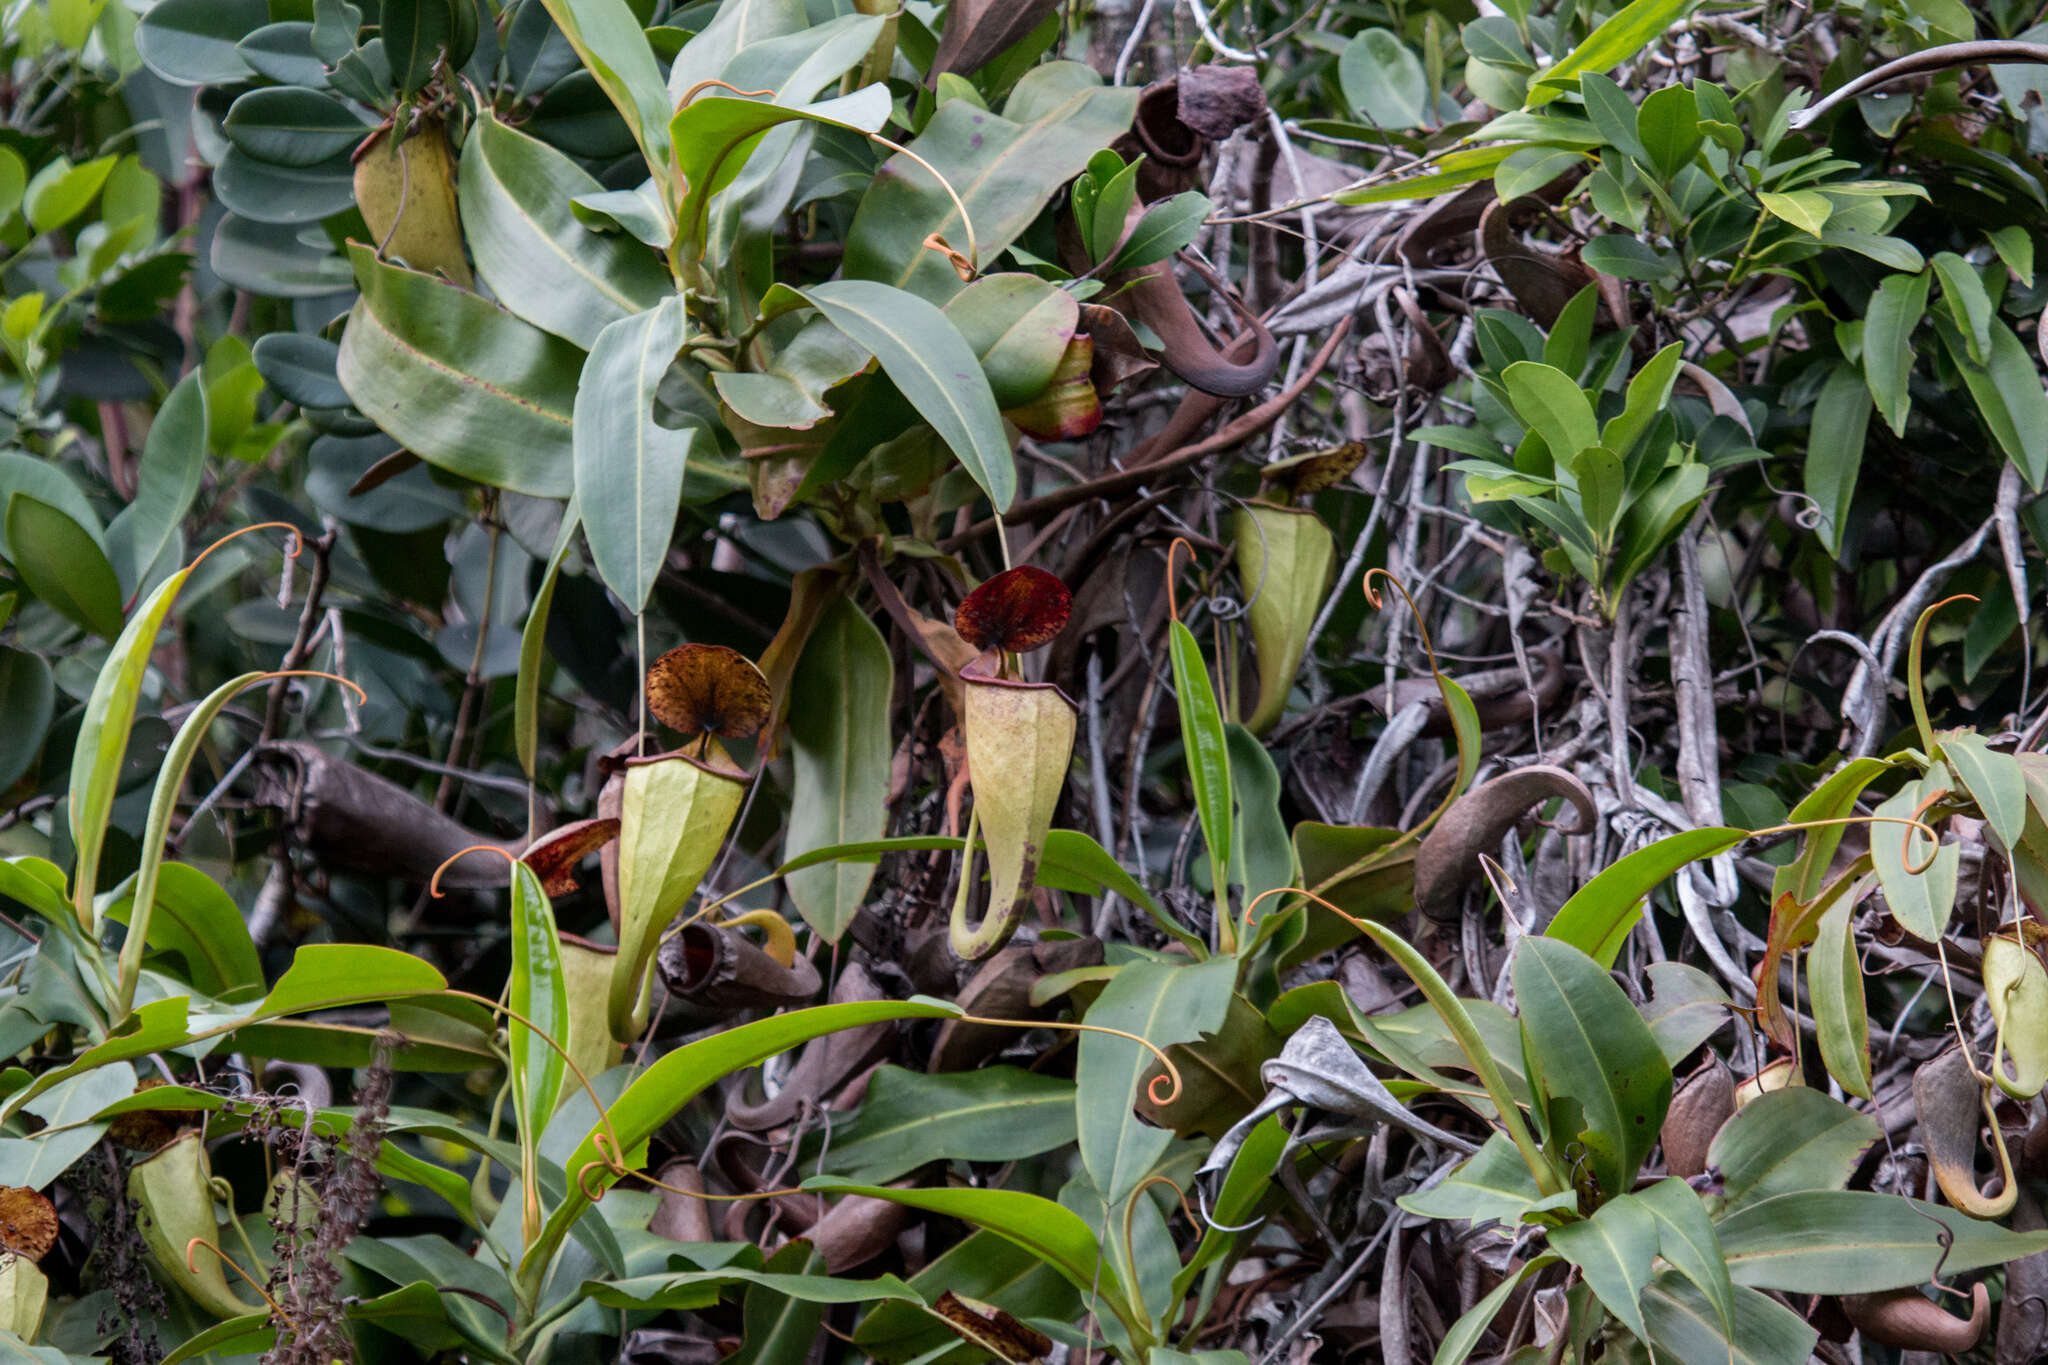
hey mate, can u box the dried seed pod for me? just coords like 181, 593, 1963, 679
646, 644, 772, 740
954, 567, 1073, 655
1661, 1055, 1734, 1180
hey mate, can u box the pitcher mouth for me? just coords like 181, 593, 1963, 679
959, 663, 1078, 709
618, 744, 750, 783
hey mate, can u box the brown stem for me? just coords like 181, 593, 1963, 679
260, 530, 337, 743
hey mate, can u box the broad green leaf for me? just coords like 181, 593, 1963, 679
1808, 886, 1870, 1098
1105, 191, 1212, 274
1635, 83, 1701, 178
1871, 777, 1958, 942
136, 0, 265, 85
1635, 1178, 1734, 1338
1528, 0, 1696, 106
1943, 316, 2048, 488
1333, 144, 1517, 205
790, 279, 1015, 511
257, 945, 448, 1019
1717, 1192, 2048, 1292
222, 87, 369, 167
537, 0, 674, 178
1708, 1087, 1878, 1213
1546, 827, 1747, 967
1932, 250, 1993, 358
801, 1176, 1138, 1337
1512, 937, 1672, 1202
1227, 722, 1294, 908
1758, 189, 1831, 236
573, 297, 695, 613
1601, 342, 1683, 459
1542, 284, 1599, 379
1945, 729, 2029, 850
1549, 1193, 1656, 1340
1805, 362, 1871, 558
1040, 830, 1202, 953
0, 1063, 135, 1189
844, 62, 1137, 302
1580, 74, 1647, 158
1169, 618, 1234, 906
785, 598, 893, 941
1341, 30, 1429, 128
1863, 268, 1928, 436
1494, 145, 1584, 201
943, 273, 1078, 408
1398, 1132, 1544, 1223
338, 243, 580, 497
1569, 444, 1625, 543
458, 106, 671, 349
106, 371, 208, 589
382, 0, 455, 97
1433, 1255, 1558, 1365
524, 1000, 962, 1295
1503, 361, 1598, 458
1076, 956, 1235, 1208
1642, 1275, 1817, 1365
4, 495, 122, 638
0, 649, 53, 793
1993, 223, 2035, 284
670, 87, 891, 262
588, 1264, 922, 1313
816, 1066, 1076, 1182
104, 863, 261, 998
1082, 153, 1141, 264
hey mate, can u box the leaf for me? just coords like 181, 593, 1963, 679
106, 371, 209, 588
857, 1231, 1078, 1361
256, 945, 448, 1019
789, 279, 1015, 512
1805, 362, 1872, 558
1945, 730, 2029, 851
222, 87, 369, 167
508, 860, 569, 1137
1708, 1087, 1879, 1213
1528, 0, 1695, 106
943, 274, 1079, 408
1105, 191, 1212, 274
1716, 1191, 2048, 1293
785, 599, 892, 942
135, 0, 264, 85
1076, 956, 1235, 1208
1932, 250, 1993, 359
1808, 887, 1870, 1098
382, 0, 454, 97
1944, 316, 2048, 488
1082, 153, 1140, 265
1494, 146, 1584, 202
1398, 1132, 1544, 1223
817, 1066, 1076, 1182
1773, 756, 1891, 905
844, 62, 1137, 302
670, 87, 892, 263
1635, 1178, 1735, 1339
1863, 268, 1928, 436
1169, 619, 1234, 902
536, 0, 674, 179
4, 496, 122, 638
1759, 189, 1832, 236
1433, 1255, 1558, 1365
1503, 361, 1598, 459
457, 106, 672, 349
1546, 828, 1746, 968
1642, 1274, 1817, 1365
1512, 937, 1672, 1202
573, 298, 695, 614
338, 243, 580, 498
1040, 830, 1202, 953
1580, 73, 1648, 160
1569, 445, 1626, 543
1635, 83, 1701, 179
1340, 30, 1428, 129
0, 649, 53, 793
800, 1176, 1137, 1335
521, 999, 961, 1292
104, 864, 261, 998
1548, 1192, 1656, 1340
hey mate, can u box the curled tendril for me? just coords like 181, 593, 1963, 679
1122, 1173, 1194, 1276
188, 520, 304, 582
1909, 594, 1977, 755
1749, 812, 1946, 876
1166, 537, 1196, 623
427, 842, 519, 897
677, 79, 775, 106
185, 1236, 294, 1326
946, 1010, 1184, 1105
263, 668, 368, 709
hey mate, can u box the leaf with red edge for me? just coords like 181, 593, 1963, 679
647, 644, 772, 739
954, 567, 1073, 654
522, 816, 621, 895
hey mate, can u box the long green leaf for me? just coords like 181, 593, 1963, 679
106, 370, 208, 588
1546, 827, 1747, 967
1529, 0, 1699, 106
1433, 1255, 1557, 1365
1717, 1192, 2048, 1293
816, 1066, 1076, 1182
1808, 881, 1871, 1098
458, 106, 671, 349
338, 243, 580, 497
537, 0, 674, 180
1863, 269, 1928, 436
1708, 1087, 1878, 1213
6, 494, 122, 638
1635, 1177, 1735, 1337
1548, 1193, 1656, 1340
1512, 936, 1672, 1202
574, 298, 696, 614
1805, 363, 1871, 559
791, 279, 1016, 511
670, 87, 890, 261
785, 598, 893, 941
1169, 619, 1233, 917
